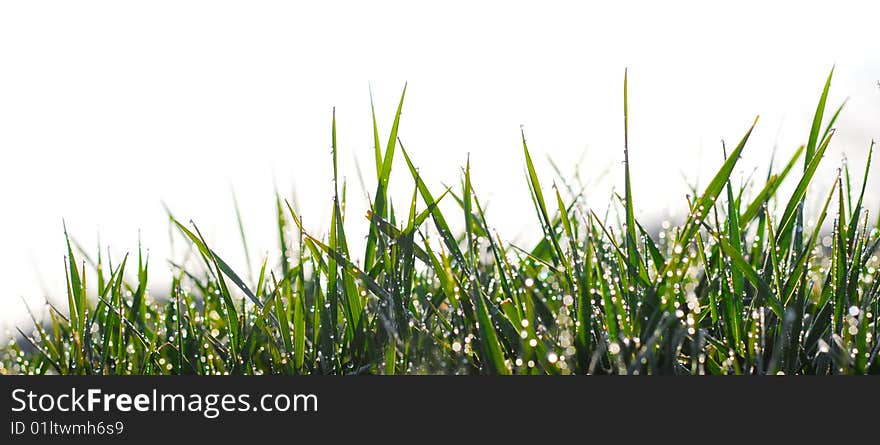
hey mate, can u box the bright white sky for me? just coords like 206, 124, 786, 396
1, 1, 879, 329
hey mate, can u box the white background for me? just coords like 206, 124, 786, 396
1, 1, 879, 330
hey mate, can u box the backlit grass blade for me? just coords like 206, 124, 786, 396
522, 129, 566, 268
622, 68, 643, 291
464, 158, 510, 374
741, 145, 803, 224
172, 219, 262, 309
673, 117, 758, 256
63, 222, 86, 342
399, 142, 469, 269
775, 131, 834, 250
231, 189, 254, 281
364, 85, 407, 270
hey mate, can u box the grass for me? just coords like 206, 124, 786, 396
3, 70, 879, 375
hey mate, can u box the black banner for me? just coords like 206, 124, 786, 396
2, 377, 877, 443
